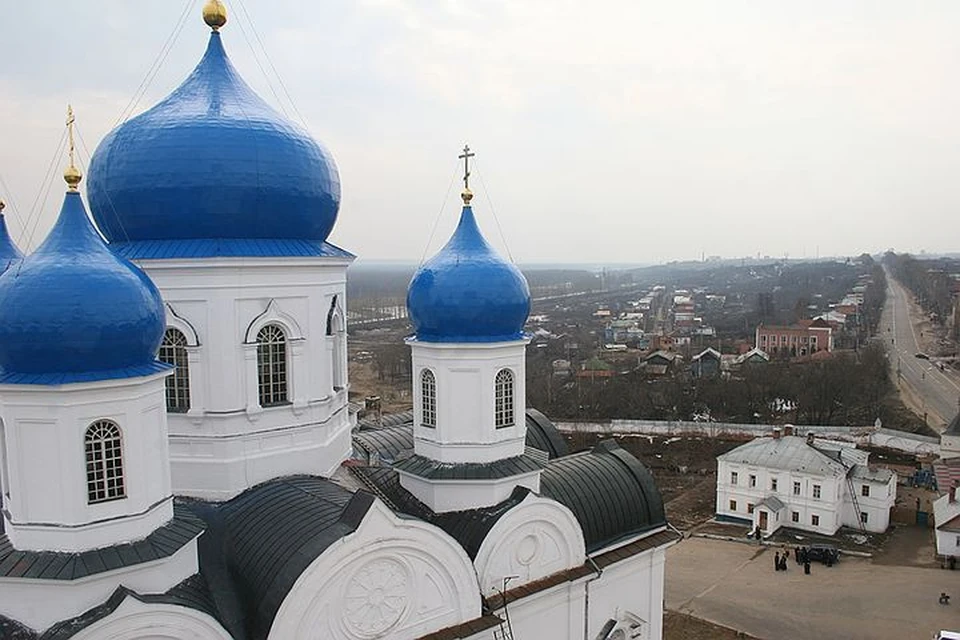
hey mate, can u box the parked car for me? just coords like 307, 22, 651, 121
916, 352, 930, 360
806, 544, 839, 565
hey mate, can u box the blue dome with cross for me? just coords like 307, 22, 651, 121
0, 186, 168, 384
407, 151, 530, 343
87, 27, 341, 259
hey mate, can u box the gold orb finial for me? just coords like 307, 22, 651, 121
461, 188, 474, 205
203, 0, 228, 31
64, 105, 82, 191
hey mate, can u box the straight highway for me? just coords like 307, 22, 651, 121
881, 267, 959, 431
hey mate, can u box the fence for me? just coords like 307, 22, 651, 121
555, 419, 940, 456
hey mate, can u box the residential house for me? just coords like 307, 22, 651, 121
716, 431, 896, 536
755, 319, 833, 356
691, 347, 721, 378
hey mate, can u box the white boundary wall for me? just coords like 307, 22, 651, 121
555, 420, 940, 456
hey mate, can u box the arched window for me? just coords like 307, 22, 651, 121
257, 324, 289, 406
420, 369, 436, 428
85, 420, 125, 504
495, 369, 515, 428
158, 328, 190, 413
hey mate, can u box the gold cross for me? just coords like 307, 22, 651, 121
458, 144, 475, 191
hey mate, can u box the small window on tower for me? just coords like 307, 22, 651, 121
85, 420, 125, 504
421, 369, 437, 428
495, 369, 515, 428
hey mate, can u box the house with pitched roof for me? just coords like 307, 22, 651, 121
716, 430, 896, 536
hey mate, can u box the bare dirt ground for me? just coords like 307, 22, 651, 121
664, 610, 758, 640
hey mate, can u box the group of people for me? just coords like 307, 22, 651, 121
773, 547, 813, 574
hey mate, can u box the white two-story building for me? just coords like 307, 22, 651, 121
716, 429, 896, 536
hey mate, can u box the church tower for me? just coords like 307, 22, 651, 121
398, 147, 541, 512
0, 111, 199, 630
86, 1, 354, 501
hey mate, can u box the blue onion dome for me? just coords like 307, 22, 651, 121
0, 200, 23, 274
0, 190, 167, 383
86, 30, 340, 259
407, 201, 530, 343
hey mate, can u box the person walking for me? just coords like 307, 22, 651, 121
774, 551, 781, 571
804, 559, 811, 575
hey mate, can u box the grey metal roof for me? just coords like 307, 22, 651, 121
540, 440, 666, 553
353, 408, 568, 462
934, 493, 960, 532
394, 451, 546, 480
357, 409, 414, 430
850, 464, 894, 483
211, 476, 373, 640
353, 424, 414, 462
756, 495, 785, 511
349, 465, 528, 559
716, 435, 846, 478
0, 503, 203, 581
37, 576, 220, 640
524, 408, 569, 459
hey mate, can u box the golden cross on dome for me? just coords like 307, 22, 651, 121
458, 144, 475, 205
64, 105, 82, 191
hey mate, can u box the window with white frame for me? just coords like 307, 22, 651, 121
749, 474, 757, 488
793, 481, 801, 496
257, 325, 288, 407
420, 369, 436, 428
159, 328, 190, 413
771, 478, 778, 491
494, 368, 515, 428
747, 503, 754, 514
731, 471, 739, 485
813, 484, 821, 499
860, 511, 869, 524
861, 484, 870, 497
729, 499, 737, 511
85, 420, 125, 504
811, 514, 820, 526
791, 511, 799, 523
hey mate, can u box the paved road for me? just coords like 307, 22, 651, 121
881, 268, 960, 431
667, 537, 960, 640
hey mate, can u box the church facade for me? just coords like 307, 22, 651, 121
0, 3, 677, 639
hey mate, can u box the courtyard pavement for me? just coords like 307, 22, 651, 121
666, 536, 960, 640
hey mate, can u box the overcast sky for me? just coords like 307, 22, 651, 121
2, 1, 959, 264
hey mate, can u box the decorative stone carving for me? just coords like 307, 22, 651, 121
343, 557, 411, 637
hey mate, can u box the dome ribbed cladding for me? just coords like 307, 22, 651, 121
87, 32, 340, 259
407, 206, 530, 343
0, 192, 167, 383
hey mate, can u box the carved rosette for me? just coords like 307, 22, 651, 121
343, 557, 411, 637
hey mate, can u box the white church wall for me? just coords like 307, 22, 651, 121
473, 493, 585, 597
268, 500, 480, 640
69, 596, 231, 640
498, 582, 585, 640
143, 258, 354, 500
586, 545, 668, 640
0, 373, 173, 552
409, 339, 529, 464
0, 537, 199, 632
